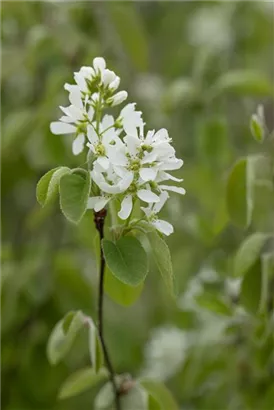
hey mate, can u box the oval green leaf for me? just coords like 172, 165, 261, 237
234, 233, 270, 277
147, 231, 174, 297
59, 170, 91, 224
240, 261, 262, 314
105, 267, 144, 306
36, 166, 70, 207
213, 70, 273, 97
195, 293, 233, 316
226, 158, 252, 227
102, 237, 148, 287
58, 367, 108, 400
250, 114, 264, 143
47, 310, 85, 365
140, 379, 179, 410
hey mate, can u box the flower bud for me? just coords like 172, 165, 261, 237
108, 91, 128, 106
102, 69, 117, 86
93, 57, 106, 74
109, 76, 120, 91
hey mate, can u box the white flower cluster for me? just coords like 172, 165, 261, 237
50, 57, 185, 235
141, 326, 189, 381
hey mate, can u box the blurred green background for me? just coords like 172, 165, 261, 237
1, 1, 274, 409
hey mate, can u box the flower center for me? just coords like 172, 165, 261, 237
95, 143, 106, 156
129, 158, 140, 172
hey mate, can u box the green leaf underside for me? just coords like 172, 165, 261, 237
58, 367, 108, 400
147, 231, 174, 296
213, 70, 273, 97
47, 311, 84, 365
88, 318, 104, 373
140, 379, 179, 410
102, 237, 148, 287
59, 171, 91, 224
105, 267, 144, 306
195, 293, 233, 316
234, 233, 270, 277
226, 158, 250, 227
36, 166, 70, 206
250, 115, 264, 142
240, 261, 262, 314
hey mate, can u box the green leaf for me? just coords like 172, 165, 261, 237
102, 237, 148, 287
140, 379, 179, 410
59, 170, 91, 224
36, 166, 70, 206
260, 252, 274, 313
234, 233, 270, 277
250, 114, 265, 143
147, 231, 174, 296
226, 157, 252, 227
47, 311, 85, 365
105, 267, 144, 306
87, 317, 104, 373
240, 261, 262, 314
108, 3, 148, 71
94, 381, 114, 410
58, 367, 108, 400
195, 293, 233, 316
148, 394, 162, 410
212, 70, 273, 97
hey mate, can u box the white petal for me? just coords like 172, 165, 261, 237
59, 115, 74, 123
97, 156, 109, 170
93, 57, 106, 73
140, 205, 152, 217
109, 76, 120, 90
87, 196, 110, 212
118, 173, 134, 192
153, 219, 174, 236
158, 172, 183, 182
160, 159, 184, 171
141, 151, 158, 164
153, 191, 169, 213
60, 105, 83, 121
137, 189, 160, 203
118, 195, 133, 220
102, 69, 116, 86
87, 125, 99, 145
50, 122, 76, 135
160, 185, 186, 195
74, 72, 88, 92
109, 91, 128, 106
69, 88, 83, 110
139, 167, 158, 182
144, 130, 155, 145
124, 135, 140, 156
113, 165, 128, 178
87, 106, 95, 122
72, 133, 85, 155
153, 128, 169, 142
64, 83, 78, 92
107, 146, 128, 166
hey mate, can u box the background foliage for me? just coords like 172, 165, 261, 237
1, 1, 274, 409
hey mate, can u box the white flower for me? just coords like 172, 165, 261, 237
141, 191, 174, 236
118, 186, 160, 220
142, 326, 189, 381
108, 90, 128, 106
119, 103, 144, 135
50, 105, 94, 156
87, 115, 122, 170
93, 57, 106, 75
